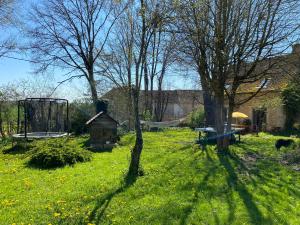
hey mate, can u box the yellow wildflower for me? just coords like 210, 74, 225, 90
54, 212, 61, 217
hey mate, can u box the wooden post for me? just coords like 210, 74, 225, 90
24, 100, 27, 139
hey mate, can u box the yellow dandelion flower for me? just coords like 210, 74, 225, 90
54, 212, 61, 217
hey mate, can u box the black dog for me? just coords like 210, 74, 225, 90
275, 139, 295, 150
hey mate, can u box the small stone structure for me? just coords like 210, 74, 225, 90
86, 112, 118, 148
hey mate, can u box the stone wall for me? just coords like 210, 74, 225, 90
102, 89, 204, 122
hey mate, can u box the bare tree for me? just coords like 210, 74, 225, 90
0, 84, 19, 137
100, 0, 156, 177
27, 0, 125, 112
175, 0, 299, 150
137, 1, 177, 121
0, 0, 16, 58
153, 88, 169, 121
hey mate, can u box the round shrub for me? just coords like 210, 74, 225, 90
183, 107, 205, 128
29, 139, 92, 168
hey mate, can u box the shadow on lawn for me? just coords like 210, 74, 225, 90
227, 143, 295, 224
87, 172, 138, 225
180, 145, 274, 225
218, 152, 267, 224
2, 142, 33, 155
180, 147, 221, 225
80, 139, 114, 153
270, 130, 300, 138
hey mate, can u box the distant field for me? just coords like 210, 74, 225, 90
0, 129, 300, 225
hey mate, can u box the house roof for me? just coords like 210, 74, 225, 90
85, 112, 118, 125
230, 48, 300, 94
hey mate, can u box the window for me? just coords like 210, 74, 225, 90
225, 84, 231, 90
257, 78, 271, 89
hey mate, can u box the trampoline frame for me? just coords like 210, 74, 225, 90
12, 132, 68, 140
15, 98, 69, 139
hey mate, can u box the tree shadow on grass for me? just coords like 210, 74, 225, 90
87, 171, 138, 225
2, 142, 33, 155
270, 130, 300, 138
217, 151, 272, 225
179, 148, 220, 225
80, 139, 114, 153
180, 147, 268, 225
231, 144, 299, 224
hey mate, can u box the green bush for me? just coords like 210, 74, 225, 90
185, 108, 205, 128
29, 139, 92, 168
69, 101, 94, 135
282, 83, 300, 130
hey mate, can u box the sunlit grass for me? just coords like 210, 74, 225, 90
0, 129, 300, 224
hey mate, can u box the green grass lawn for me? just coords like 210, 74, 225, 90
1, 129, 300, 225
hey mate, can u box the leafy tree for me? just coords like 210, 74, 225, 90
282, 82, 300, 130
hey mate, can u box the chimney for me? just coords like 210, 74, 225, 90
292, 44, 300, 54
96, 99, 108, 114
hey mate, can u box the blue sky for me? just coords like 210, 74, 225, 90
0, 54, 198, 101
0, 52, 198, 91
0, 0, 199, 101
0, 55, 87, 100
0, 57, 31, 81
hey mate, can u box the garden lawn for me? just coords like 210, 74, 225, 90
1, 129, 300, 225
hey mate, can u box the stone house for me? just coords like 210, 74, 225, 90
102, 45, 300, 131
226, 44, 300, 131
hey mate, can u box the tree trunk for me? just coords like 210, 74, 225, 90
203, 91, 216, 127
0, 108, 4, 138
144, 62, 149, 113
127, 88, 134, 130
223, 100, 234, 149
150, 77, 154, 116
200, 78, 215, 127
214, 94, 225, 151
88, 71, 99, 113
128, 89, 143, 177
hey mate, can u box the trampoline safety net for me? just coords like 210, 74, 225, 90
16, 98, 69, 138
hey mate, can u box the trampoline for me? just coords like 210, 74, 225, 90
13, 98, 69, 139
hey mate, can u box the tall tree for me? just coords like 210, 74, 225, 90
175, 0, 299, 150
143, 2, 177, 120
0, 0, 16, 58
27, 0, 125, 112
100, 0, 156, 177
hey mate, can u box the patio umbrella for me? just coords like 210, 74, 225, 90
232, 112, 248, 125
232, 112, 248, 118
